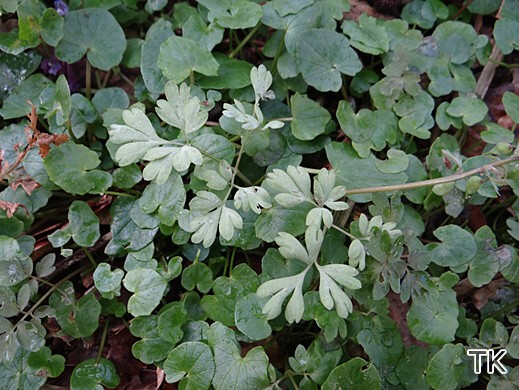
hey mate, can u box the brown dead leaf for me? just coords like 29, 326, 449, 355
387, 292, 428, 348
0, 199, 28, 217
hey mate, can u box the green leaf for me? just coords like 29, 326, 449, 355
93, 263, 124, 299
0, 74, 52, 120
122, 38, 143, 68
426, 344, 476, 390
27, 347, 65, 379
467, 226, 503, 287
445, 96, 488, 126
49, 282, 101, 338
432, 21, 479, 64
197, 54, 253, 90
342, 13, 389, 55
198, 0, 263, 29
294, 29, 362, 92
426, 225, 477, 267
201, 264, 259, 326
43, 74, 71, 126
289, 338, 342, 385
0, 348, 46, 390
48, 200, 100, 248
326, 142, 408, 202
208, 323, 271, 390
374, 149, 409, 174
138, 172, 186, 226
322, 358, 381, 390
495, 18, 519, 55
0, 236, 33, 287
235, 293, 271, 340
70, 358, 120, 390
112, 164, 142, 188
130, 316, 174, 364
503, 91, 519, 123
158, 36, 219, 84
123, 268, 167, 316
92, 87, 129, 115
181, 262, 213, 293
487, 366, 519, 390
396, 346, 430, 390
356, 315, 403, 384
290, 93, 331, 141
394, 91, 435, 139
105, 197, 158, 254
407, 287, 459, 344
182, 14, 223, 51
56, 8, 126, 71
141, 18, 174, 94
0, 51, 41, 102
163, 341, 215, 388
44, 143, 112, 195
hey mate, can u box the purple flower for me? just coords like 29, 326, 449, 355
54, 0, 69, 16
41, 58, 62, 75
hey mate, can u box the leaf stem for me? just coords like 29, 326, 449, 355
12, 264, 92, 333
82, 247, 98, 268
270, 31, 286, 74
95, 319, 110, 365
344, 154, 519, 195
331, 223, 356, 240
65, 119, 79, 143
103, 190, 137, 197
85, 60, 92, 100
229, 23, 261, 59
190, 70, 195, 86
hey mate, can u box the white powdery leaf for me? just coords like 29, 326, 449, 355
219, 206, 243, 240
251, 64, 275, 102
275, 232, 310, 264
234, 186, 272, 214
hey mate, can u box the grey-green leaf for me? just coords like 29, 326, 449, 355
294, 29, 362, 92
56, 8, 126, 71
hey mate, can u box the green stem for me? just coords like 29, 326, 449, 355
85, 60, 92, 100
331, 223, 356, 240
270, 31, 286, 74
344, 154, 519, 196
229, 23, 261, 59
103, 190, 137, 198
226, 133, 249, 200
488, 58, 519, 68
229, 247, 236, 276
65, 120, 79, 143
95, 319, 110, 365
13, 264, 92, 332
82, 247, 97, 268
190, 70, 195, 86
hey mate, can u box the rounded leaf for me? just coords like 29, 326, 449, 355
56, 9, 126, 71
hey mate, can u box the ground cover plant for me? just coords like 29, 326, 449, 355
1, 0, 519, 388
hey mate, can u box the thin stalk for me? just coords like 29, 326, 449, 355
229, 23, 261, 58
103, 190, 137, 198
331, 223, 356, 240
95, 319, 110, 365
190, 70, 195, 86
85, 61, 92, 100
225, 133, 249, 200
344, 154, 519, 196
82, 247, 97, 268
13, 264, 92, 331
229, 247, 236, 276
270, 31, 286, 74
65, 120, 79, 143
